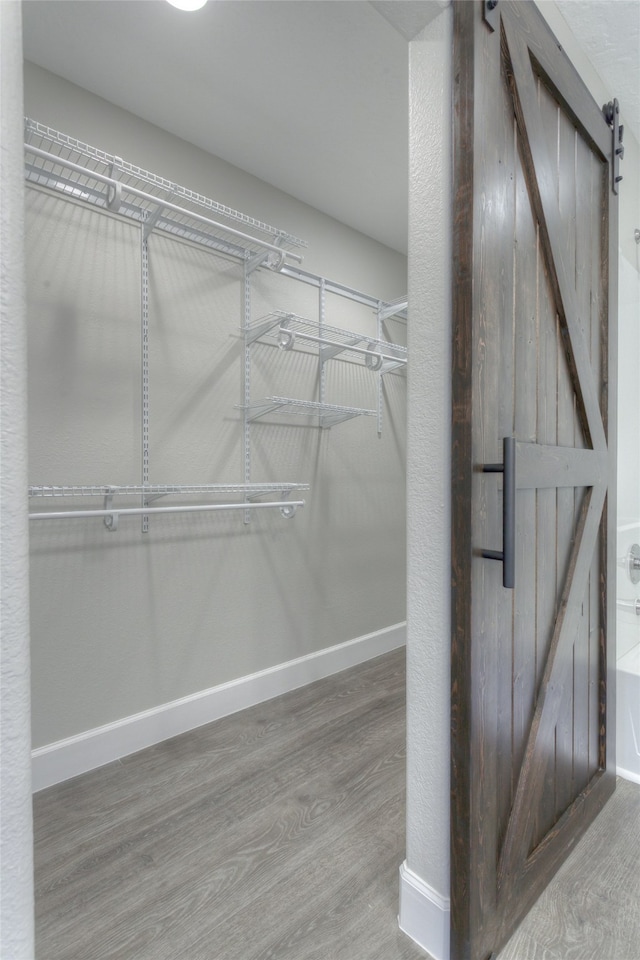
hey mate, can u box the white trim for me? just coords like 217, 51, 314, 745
32, 622, 406, 792
617, 765, 640, 785
398, 861, 450, 960
616, 521, 640, 534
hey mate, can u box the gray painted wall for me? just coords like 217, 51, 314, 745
1, 4, 35, 957
24, 64, 408, 748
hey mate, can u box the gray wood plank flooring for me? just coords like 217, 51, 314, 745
497, 776, 640, 960
34, 648, 640, 960
34, 649, 426, 960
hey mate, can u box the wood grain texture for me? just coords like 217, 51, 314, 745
451, 3, 617, 957
512, 126, 538, 810
34, 651, 639, 960
33, 649, 428, 960
498, 778, 640, 960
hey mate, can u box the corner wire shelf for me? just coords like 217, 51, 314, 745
378, 297, 408, 324
277, 265, 408, 322
28, 483, 309, 530
24, 119, 307, 268
244, 311, 407, 374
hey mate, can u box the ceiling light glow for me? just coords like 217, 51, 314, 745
166, 0, 208, 10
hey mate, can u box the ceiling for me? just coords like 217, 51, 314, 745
22, 0, 640, 256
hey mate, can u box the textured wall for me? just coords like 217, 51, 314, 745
617, 255, 640, 527
0, 2, 35, 956
24, 67, 408, 748
406, 4, 453, 897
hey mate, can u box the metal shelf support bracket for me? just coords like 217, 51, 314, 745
103, 489, 118, 532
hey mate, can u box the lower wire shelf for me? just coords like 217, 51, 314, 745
28, 482, 309, 529
241, 397, 377, 428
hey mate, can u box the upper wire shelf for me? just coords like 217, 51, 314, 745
245, 311, 407, 374
24, 119, 307, 267
29, 482, 308, 502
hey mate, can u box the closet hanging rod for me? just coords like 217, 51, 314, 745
25, 144, 304, 265
29, 500, 305, 523
617, 598, 640, 616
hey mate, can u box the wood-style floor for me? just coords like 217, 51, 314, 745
34, 648, 640, 960
497, 775, 640, 960
34, 648, 423, 960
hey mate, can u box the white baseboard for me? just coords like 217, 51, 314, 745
32, 622, 406, 792
617, 765, 640, 785
399, 861, 450, 960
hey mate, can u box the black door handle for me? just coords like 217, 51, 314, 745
481, 436, 516, 589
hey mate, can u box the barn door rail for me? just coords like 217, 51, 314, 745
481, 436, 516, 589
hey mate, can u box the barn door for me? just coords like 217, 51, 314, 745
450, 2, 619, 959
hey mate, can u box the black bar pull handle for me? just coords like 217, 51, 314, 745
481, 436, 516, 589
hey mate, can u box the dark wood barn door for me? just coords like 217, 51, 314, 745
450, 3, 619, 958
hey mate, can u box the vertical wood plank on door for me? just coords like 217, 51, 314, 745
513, 133, 538, 802
555, 102, 579, 823
496, 51, 518, 856
589, 156, 606, 779
533, 77, 560, 848
536, 78, 575, 828
571, 137, 590, 803
572, 129, 596, 796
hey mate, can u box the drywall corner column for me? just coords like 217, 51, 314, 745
401, 6, 452, 960
0, 3, 35, 957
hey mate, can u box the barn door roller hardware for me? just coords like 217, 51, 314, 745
602, 98, 624, 194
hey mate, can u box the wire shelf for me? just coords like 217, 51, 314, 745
379, 298, 408, 324
28, 483, 310, 527
24, 119, 307, 265
29, 482, 309, 502
245, 311, 407, 373
242, 397, 377, 428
